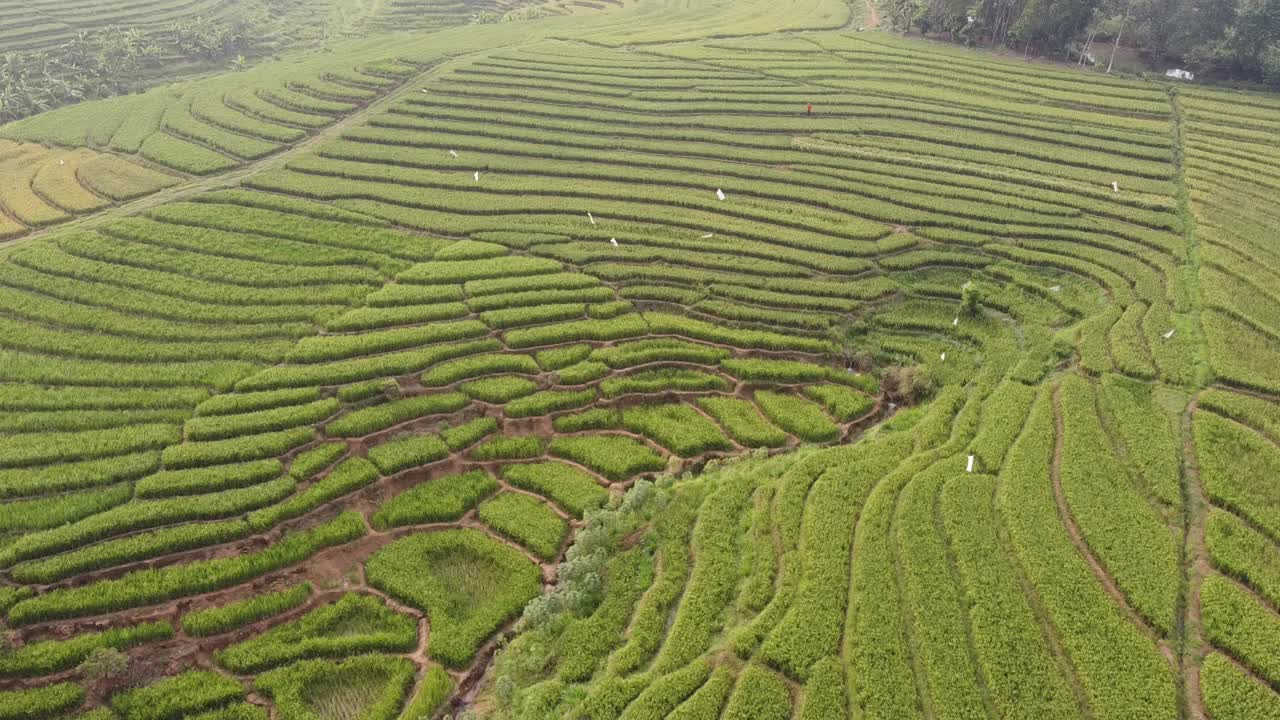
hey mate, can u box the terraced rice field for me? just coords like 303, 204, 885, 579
0, 0, 1278, 718
0, 0, 236, 52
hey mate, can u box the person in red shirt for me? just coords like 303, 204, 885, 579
807, 103, 813, 115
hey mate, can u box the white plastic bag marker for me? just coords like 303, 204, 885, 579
953, 317, 959, 327
1112, 181, 1120, 193
449, 150, 458, 158
473, 171, 480, 182
610, 238, 619, 247
588, 212, 595, 225
700, 233, 714, 239
1164, 329, 1176, 339
966, 455, 975, 473
940, 352, 947, 362
716, 188, 726, 201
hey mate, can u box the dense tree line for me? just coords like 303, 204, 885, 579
880, 0, 1280, 85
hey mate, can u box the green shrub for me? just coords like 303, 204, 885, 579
501, 462, 610, 517
471, 435, 544, 461
326, 392, 468, 437
216, 593, 416, 673
183, 583, 312, 637
372, 470, 499, 529
754, 391, 839, 443
366, 529, 543, 667
698, 397, 788, 448
623, 404, 733, 457
479, 492, 568, 560
549, 435, 666, 481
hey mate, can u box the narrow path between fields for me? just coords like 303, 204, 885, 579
863, 0, 881, 29
1180, 396, 1210, 720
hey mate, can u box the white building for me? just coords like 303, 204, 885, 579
1166, 68, 1195, 81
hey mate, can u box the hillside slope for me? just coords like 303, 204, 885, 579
1, 1, 1278, 718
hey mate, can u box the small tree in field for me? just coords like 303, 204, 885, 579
79, 647, 136, 695
882, 365, 935, 406
961, 283, 985, 317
